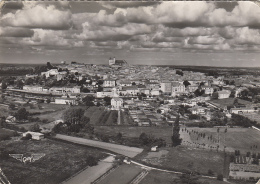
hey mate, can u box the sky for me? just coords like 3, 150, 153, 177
1, 1, 260, 67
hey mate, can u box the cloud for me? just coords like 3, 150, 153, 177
100, 2, 160, 9
0, 27, 34, 37
1, 3, 73, 30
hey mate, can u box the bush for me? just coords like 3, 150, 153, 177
208, 169, 214, 176
86, 155, 98, 166
217, 174, 223, 181
21, 133, 32, 140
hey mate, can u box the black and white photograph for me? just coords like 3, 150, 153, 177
0, 1, 260, 184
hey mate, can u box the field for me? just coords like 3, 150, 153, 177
182, 127, 260, 154
94, 126, 173, 144
0, 128, 16, 141
140, 170, 228, 184
141, 146, 226, 177
0, 139, 106, 184
209, 98, 253, 109
98, 164, 142, 184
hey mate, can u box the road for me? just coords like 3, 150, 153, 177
62, 156, 114, 184
55, 134, 143, 158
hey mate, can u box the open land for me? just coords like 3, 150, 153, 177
182, 127, 260, 154
0, 139, 106, 184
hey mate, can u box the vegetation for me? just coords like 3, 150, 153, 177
171, 115, 182, 147
0, 139, 105, 184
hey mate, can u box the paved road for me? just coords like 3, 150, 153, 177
62, 156, 114, 184
55, 134, 143, 158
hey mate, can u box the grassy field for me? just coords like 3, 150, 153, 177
183, 127, 260, 154
84, 106, 106, 125
0, 139, 106, 184
0, 128, 16, 141
98, 164, 142, 184
157, 146, 226, 176
209, 98, 253, 109
94, 126, 173, 144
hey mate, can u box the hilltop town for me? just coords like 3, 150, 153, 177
1, 60, 260, 184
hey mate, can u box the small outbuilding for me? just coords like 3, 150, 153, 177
22, 131, 44, 140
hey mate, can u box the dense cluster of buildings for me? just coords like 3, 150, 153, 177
3, 57, 260, 124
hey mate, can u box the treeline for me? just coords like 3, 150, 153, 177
0, 67, 34, 76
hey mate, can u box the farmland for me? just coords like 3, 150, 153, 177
209, 98, 253, 109
140, 170, 229, 184
0, 139, 106, 184
160, 146, 226, 176
94, 126, 173, 144
181, 127, 260, 154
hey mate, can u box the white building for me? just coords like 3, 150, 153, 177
160, 81, 172, 94
22, 131, 44, 140
54, 98, 77, 105
103, 79, 116, 87
111, 97, 123, 110
218, 90, 231, 99
172, 82, 185, 96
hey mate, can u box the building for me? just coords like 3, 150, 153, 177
230, 107, 258, 114
49, 86, 81, 94
218, 90, 231, 99
103, 78, 116, 87
22, 131, 44, 140
172, 82, 185, 96
23, 85, 43, 92
54, 98, 77, 105
111, 97, 123, 110
109, 57, 127, 66
160, 81, 172, 94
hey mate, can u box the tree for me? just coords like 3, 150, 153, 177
176, 70, 183, 76
82, 95, 95, 106
229, 90, 235, 98
233, 98, 239, 107
211, 92, 218, 99
104, 96, 111, 106
217, 174, 223, 181
97, 85, 103, 92
171, 115, 182, 147
15, 108, 29, 121
1, 82, 7, 90
9, 103, 16, 110
29, 123, 41, 132
63, 108, 85, 125
183, 80, 191, 88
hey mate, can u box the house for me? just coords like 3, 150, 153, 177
119, 80, 132, 87
151, 146, 158, 152
201, 86, 214, 95
5, 116, 16, 124
111, 97, 123, 110
103, 78, 116, 87
22, 131, 44, 140
189, 106, 206, 115
41, 69, 59, 78
218, 90, 231, 99
172, 82, 185, 96
120, 86, 139, 96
